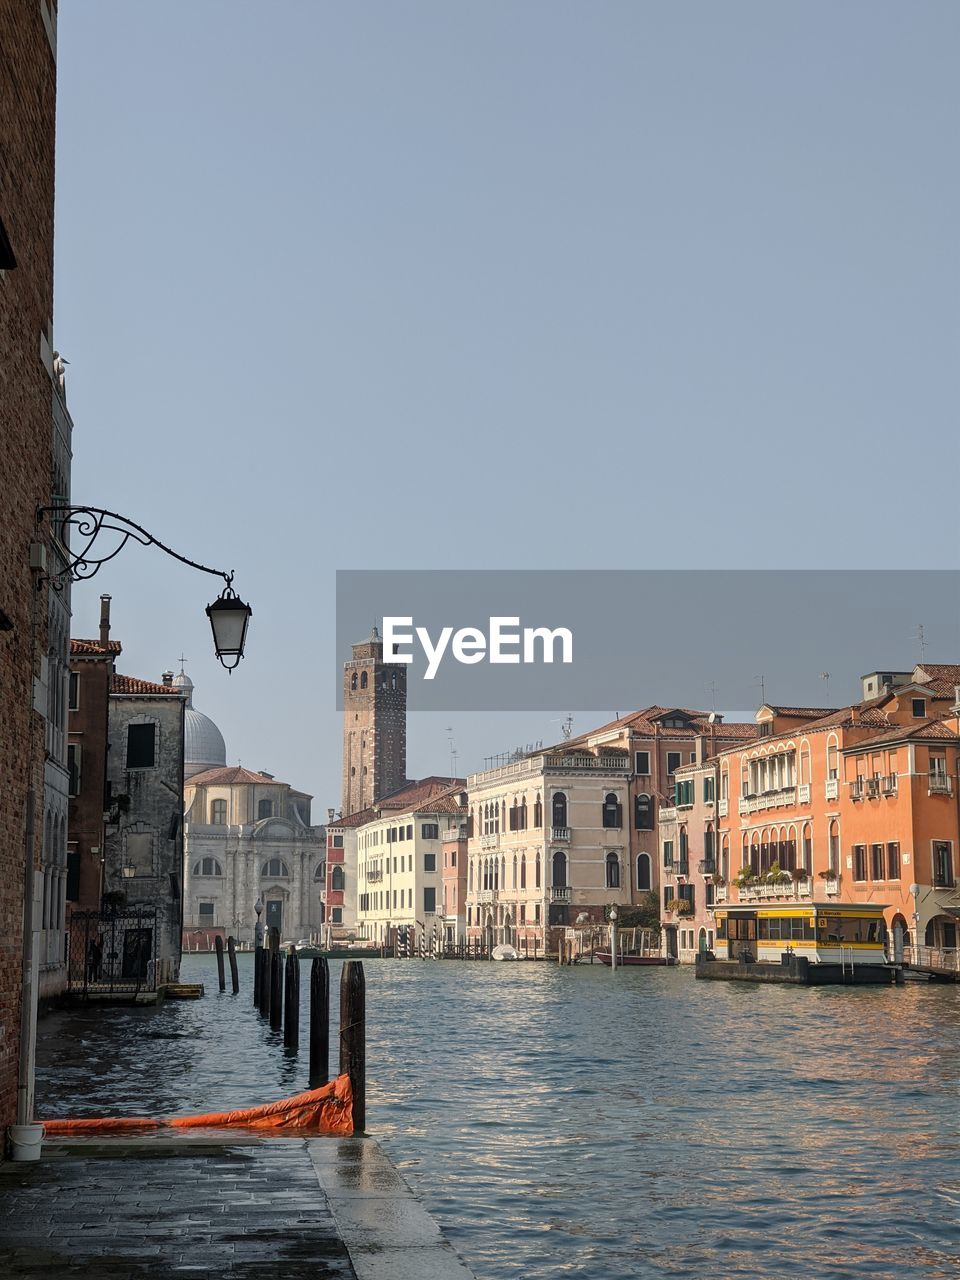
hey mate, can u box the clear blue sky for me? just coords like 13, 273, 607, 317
55, 2, 959, 809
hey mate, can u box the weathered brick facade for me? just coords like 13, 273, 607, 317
341, 628, 407, 816
0, 0, 59, 1134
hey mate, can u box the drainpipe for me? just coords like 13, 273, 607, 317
17, 786, 40, 1127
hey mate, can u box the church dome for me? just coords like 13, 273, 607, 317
175, 670, 227, 779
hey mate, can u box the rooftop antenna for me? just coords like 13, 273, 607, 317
561, 714, 573, 740
446, 726, 457, 777
178, 653, 189, 673
914, 623, 926, 663
707, 681, 718, 712
820, 672, 830, 700
754, 674, 766, 707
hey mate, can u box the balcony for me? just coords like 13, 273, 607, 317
717, 798, 728, 817
550, 886, 571, 903
825, 779, 839, 801
365, 868, 383, 883
480, 833, 499, 849
881, 775, 897, 796
818, 874, 840, 895
478, 889, 495, 905
677, 861, 689, 878
551, 827, 570, 842
737, 788, 797, 816
929, 776, 953, 796
714, 884, 727, 903
849, 781, 864, 801
865, 778, 880, 798
797, 784, 811, 804
659, 806, 677, 823
698, 859, 716, 877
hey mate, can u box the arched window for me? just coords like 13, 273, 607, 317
605, 852, 620, 888
351, 672, 358, 690
331, 866, 345, 891
552, 792, 567, 830
261, 857, 289, 879
520, 853, 527, 889
552, 850, 567, 888
519, 796, 528, 829
314, 862, 325, 882
602, 792, 622, 829
636, 852, 651, 891
192, 857, 223, 877
512, 855, 518, 888
210, 799, 226, 825
535, 852, 542, 888
360, 670, 368, 689
634, 793, 653, 830
258, 799, 273, 820
533, 793, 543, 827
500, 855, 506, 888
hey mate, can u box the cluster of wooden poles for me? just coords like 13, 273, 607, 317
213, 931, 365, 1130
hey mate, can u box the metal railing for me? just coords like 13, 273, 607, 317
67, 906, 159, 995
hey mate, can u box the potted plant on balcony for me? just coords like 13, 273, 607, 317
665, 897, 691, 915
713, 874, 726, 887
817, 868, 836, 880
735, 867, 756, 892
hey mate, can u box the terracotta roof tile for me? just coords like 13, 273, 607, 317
916, 663, 960, 686
72, 638, 122, 656
765, 706, 839, 718
111, 673, 182, 696
187, 765, 293, 788
841, 719, 960, 751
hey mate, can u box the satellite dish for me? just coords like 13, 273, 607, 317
909, 883, 919, 897
707, 711, 717, 723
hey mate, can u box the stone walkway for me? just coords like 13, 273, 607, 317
0, 1134, 475, 1280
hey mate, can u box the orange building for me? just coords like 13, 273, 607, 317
715, 665, 960, 959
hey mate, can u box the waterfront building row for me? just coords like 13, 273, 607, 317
659, 665, 960, 963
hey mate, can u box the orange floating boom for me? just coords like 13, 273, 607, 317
43, 1073, 353, 1137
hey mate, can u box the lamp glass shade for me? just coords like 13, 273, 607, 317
206, 591, 252, 669
121, 863, 137, 879
609, 906, 619, 921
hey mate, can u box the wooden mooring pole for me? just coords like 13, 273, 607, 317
339, 960, 366, 1132
309, 957, 330, 1088
227, 936, 239, 994
283, 946, 299, 1049
215, 935, 226, 991
253, 943, 262, 1005
270, 928, 282, 1032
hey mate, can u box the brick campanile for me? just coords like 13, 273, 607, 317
341, 626, 407, 815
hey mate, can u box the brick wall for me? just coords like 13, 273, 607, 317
0, 1, 59, 1132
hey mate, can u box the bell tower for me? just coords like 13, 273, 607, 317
341, 626, 407, 815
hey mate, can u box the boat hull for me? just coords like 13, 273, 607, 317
595, 952, 673, 967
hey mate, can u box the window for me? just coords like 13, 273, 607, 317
871, 844, 884, 880
332, 907, 343, 923
634, 793, 653, 830
635, 751, 650, 775
68, 671, 79, 710
198, 902, 214, 925
852, 845, 866, 882
678, 828, 688, 873
662, 840, 674, 868
258, 799, 273, 820
67, 847, 80, 902
887, 843, 900, 880
552, 793, 567, 829
912, 698, 926, 718
605, 852, 620, 889
351, 672, 358, 690
210, 799, 226, 825
663, 885, 675, 910
667, 752, 681, 775
422, 823, 439, 840
360, 671, 368, 689
552, 850, 567, 888
933, 842, 954, 888
261, 857, 289, 878
331, 866, 345, 891
424, 853, 436, 872
126, 722, 155, 769
602, 793, 622, 829
703, 776, 715, 804
535, 852, 541, 888
520, 854, 527, 889
67, 743, 81, 797
679, 883, 695, 912
424, 887, 437, 913
192, 857, 223, 877
675, 779, 694, 807
637, 853, 651, 891
332, 834, 343, 848
314, 862, 325, 882
533, 794, 543, 827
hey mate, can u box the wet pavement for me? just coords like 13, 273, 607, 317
0, 1134, 474, 1280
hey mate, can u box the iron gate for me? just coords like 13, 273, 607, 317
67, 906, 159, 995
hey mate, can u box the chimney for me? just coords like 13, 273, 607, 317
850, 705, 860, 723
161, 670, 174, 686
99, 594, 112, 647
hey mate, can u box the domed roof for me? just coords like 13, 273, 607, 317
176, 669, 227, 779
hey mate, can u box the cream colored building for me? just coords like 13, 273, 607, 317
465, 748, 634, 954
353, 778, 463, 946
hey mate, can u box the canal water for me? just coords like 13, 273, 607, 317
36, 957, 960, 1280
